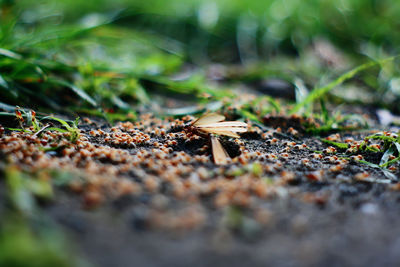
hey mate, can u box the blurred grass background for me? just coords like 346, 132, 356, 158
1, 0, 400, 119
9, 0, 400, 60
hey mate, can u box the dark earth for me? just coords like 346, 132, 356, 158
2, 109, 400, 267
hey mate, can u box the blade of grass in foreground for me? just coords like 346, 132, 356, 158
47, 79, 98, 108
289, 55, 399, 114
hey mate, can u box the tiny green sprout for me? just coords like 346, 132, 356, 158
10, 108, 42, 134
15, 106, 25, 129
30, 110, 40, 132
48, 117, 80, 143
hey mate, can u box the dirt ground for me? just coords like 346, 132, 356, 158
1, 110, 400, 267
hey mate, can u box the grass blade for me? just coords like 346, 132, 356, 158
0, 48, 22, 60
321, 139, 349, 149
48, 79, 98, 107
380, 146, 395, 167
290, 56, 398, 114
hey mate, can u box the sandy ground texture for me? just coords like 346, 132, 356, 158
1, 112, 400, 267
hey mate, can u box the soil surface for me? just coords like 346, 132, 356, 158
1, 111, 400, 267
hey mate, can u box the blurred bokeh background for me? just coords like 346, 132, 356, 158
1, 0, 400, 118
7, 0, 400, 61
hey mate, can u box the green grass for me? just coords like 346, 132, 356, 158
1, 0, 400, 122
0, 214, 87, 267
290, 56, 399, 115
321, 139, 349, 150
321, 132, 400, 180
